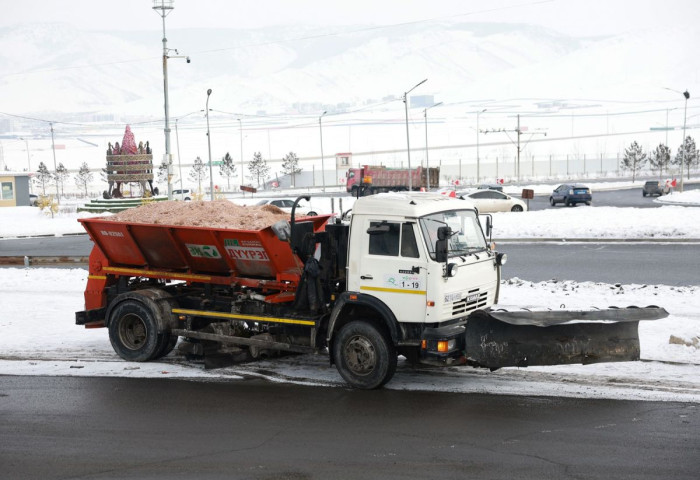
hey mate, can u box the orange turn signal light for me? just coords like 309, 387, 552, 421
426, 300, 435, 307
437, 341, 449, 353
421, 340, 427, 350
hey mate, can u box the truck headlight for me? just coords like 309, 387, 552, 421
447, 263, 459, 277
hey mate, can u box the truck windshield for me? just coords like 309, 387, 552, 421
419, 210, 487, 260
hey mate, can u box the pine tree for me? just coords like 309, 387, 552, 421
54, 163, 69, 198
648, 144, 671, 177
281, 151, 302, 187
74, 162, 94, 197
188, 156, 209, 194
219, 152, 237, 190
35, 162, 53, 195
247, 152, 270, 188
620, 141, 647, 182
674, 136, 698, 180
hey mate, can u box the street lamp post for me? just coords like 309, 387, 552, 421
206, 89, 214, 201
403, 78, 427, 191
20, 137, 31, 193
681, 90, 690, 192
423, 101, 442, 190
319, 111, 327, 191
476, 108, 487, 182
50, 123, 59, 203
237, 118, 244, 189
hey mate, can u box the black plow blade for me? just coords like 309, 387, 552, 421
464, 307, 668, 369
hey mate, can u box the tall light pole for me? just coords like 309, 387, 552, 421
237, 118, 244, 189
476, 108, 487, 182
49, 123, 59, 203
153, 0, 189, 200
403, 78, 427, 191
681, 90, 690, 192
423, 101, 442, 190
19, 137, 31, 193
319, 111, 327, 191
206, 89, 214, 200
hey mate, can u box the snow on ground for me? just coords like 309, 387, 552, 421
0, 268, 698, 402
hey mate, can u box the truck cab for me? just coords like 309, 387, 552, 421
328, 193, 502, 387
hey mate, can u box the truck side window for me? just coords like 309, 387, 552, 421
400, 223, 419, 258
369, 222, 400, 256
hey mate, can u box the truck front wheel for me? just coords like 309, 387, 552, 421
108, 300, 170, 362
333, 321, 397, 389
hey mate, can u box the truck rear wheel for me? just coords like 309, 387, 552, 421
333, 321, 397, 389
108, 299, 168, 362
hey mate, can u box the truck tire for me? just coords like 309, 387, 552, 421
108, 299, 168, 362
333, 321, 397, 389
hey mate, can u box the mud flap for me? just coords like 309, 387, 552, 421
464, 307, 668, 369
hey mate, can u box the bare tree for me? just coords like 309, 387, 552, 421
648, 143, 671, 177
281, 151, 302, 187
247, 152, 270, 188
674, 136, 698, 180
188, 156, 209, 194
74, 162, 94, 197
54, 163, 69, 198
35, 162, 53, 195
219, 152, 237, 190
620, 141, 647, 182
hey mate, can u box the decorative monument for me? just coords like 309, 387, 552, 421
104, 126, 157, 199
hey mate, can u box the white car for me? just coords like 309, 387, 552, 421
458, 189, 527, 213
172, 189, 192, 201
255, 198, 318, 216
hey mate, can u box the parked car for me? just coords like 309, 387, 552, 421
458, 189, 527, 213
549, 184, 592, 206
642, 180, 670, 197
29, 194, 38, 206
255, 198, 318, 216
477, 183, 504, 192
172, 189, 192, 201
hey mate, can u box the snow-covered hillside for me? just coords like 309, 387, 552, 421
1, 19, 696, 117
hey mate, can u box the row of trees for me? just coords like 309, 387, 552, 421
621, 136, 698, 181
34, 161, 93, 196
173, 151, 303, 193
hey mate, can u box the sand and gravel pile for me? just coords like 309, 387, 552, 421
105, 199, 291, 230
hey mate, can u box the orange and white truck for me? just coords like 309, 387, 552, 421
76, 194, 665, 389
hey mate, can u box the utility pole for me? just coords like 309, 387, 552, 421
402, 79, 427, 191
153, 0, 189, 200
482, 114, 546, 183
50, 123, 59, 203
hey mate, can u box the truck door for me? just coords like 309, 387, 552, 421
357, 219, 427, 323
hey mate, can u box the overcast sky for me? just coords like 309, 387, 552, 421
1, 0, 698, 37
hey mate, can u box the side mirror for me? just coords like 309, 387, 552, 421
435, 238, 448, 263
485, 215, 492, 239
437, 225, 452, 240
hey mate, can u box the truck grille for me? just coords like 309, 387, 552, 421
449, 290, 488, 317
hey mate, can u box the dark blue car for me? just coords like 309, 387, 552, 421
549, 184, 592, 207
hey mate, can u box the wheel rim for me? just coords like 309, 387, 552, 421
118, 313, 148, 350
343, 335, 377, 376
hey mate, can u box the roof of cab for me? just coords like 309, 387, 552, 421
352, 192, 476, 218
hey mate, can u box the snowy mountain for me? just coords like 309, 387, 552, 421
5, 19, 685, 120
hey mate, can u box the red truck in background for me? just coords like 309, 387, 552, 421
345, 165, 440, 195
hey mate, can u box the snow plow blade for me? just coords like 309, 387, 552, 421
465, 307, 668, 369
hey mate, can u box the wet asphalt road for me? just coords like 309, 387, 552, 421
3, 234, 699, 286
1, 376, 697, 480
